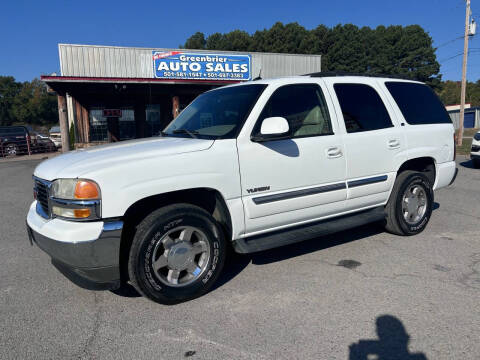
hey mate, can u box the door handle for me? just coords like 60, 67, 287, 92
326, 146, 343, 158
387, 139, 400, 149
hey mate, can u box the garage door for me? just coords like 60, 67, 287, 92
464, 112, 475, 128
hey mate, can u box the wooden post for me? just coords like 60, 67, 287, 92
458, 0, 471, 146
57, 93, 70, 152
172, 96, 180, 119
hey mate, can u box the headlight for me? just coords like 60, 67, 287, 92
50, 179, 101, 220
51, 179, 100, 200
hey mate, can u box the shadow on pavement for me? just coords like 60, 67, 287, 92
349, 315, 427, 360
459, 159, 477, 169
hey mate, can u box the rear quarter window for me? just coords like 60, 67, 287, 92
385, 82, 452, 125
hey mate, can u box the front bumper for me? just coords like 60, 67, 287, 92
26, 201, 123, 290
471, 152, 480, 160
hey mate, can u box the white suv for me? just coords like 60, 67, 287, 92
471, 130, 480, 168
26, 75, 457, 304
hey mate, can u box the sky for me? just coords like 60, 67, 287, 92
0, 0, 478, 82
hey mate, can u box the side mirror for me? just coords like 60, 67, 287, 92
252, 117, 289, 142
261, 117, 289, 135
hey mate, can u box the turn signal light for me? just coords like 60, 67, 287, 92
73, 209, 91, 218
74, 181, 100, 199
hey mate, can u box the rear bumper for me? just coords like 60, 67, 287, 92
26, 202, 123, 290
434, 161, 457, 190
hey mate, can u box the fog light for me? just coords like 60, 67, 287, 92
73, 209, 91, 218
52, 206, 91, 219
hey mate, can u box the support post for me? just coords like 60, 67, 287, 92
458, 0, 471, 146
57, 93, 70, 152
172, 96, 180, 119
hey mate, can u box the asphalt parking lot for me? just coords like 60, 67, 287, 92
1, 157, 479, 360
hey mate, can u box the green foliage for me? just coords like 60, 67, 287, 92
69, 122, 75, 150
182, 32, 206, 49
0, 76, 21, 126
437, 80, 480, 106
182, 22, 442, 84
0, 76, 58, 127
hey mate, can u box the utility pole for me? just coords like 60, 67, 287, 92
458, 0, 471, 146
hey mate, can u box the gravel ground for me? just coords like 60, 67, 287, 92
0, 156, 479, 360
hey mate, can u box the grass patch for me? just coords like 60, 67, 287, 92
455, 128, 479, 138
456, 138, 472, 155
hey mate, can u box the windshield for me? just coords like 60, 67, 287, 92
163, 84, 267, 139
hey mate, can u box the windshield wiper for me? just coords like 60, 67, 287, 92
172, 129, 199, 139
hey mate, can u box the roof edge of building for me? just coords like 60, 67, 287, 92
57, 43, 322, 58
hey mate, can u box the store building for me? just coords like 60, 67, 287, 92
42, 44, 322, 148
446, 105, 480, 129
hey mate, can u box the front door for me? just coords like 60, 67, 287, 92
237, 82, 347, 236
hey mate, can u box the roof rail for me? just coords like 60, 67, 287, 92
305, 71, 415, 81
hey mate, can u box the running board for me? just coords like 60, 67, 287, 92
232, 207, 385, 254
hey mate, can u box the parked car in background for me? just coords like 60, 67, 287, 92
34, 133, 57, 153
471, 130, 480, 168
48, 133, 62, 148
0, 126, 35, 156
49, 126, 62, 148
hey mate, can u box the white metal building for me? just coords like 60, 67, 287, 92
42, 44, 322, 147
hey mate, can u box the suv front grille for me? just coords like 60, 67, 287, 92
472, 145, 480, 152
34, 178, 51, 218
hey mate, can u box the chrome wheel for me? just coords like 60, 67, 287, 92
151, 226, 210, 287
402, 184, 427, 224
6, 144, 17, 156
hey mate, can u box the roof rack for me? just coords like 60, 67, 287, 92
305, 71, 415, 81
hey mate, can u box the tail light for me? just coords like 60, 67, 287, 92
453, 133, 457, 160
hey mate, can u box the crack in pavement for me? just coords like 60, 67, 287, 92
458, 252, 480, 290
76, 292, 102, 360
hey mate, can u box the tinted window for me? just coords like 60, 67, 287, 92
255, 84, 333, 138
334, 84, 393, 133
0, 127, 27, 135
164, 84, 267, 139
385, 82, 452, 125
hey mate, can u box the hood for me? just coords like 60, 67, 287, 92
34, 136, 214, 180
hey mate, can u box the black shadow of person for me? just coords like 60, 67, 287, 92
349, 315, 427, 360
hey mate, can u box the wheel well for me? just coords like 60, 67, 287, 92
118, 188, 232, 282
397, 157, 436, 186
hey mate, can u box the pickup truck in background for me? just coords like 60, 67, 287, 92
26, 74, 457, 304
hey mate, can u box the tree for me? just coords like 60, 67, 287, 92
182, 22, 442, 84
11, 79, 57, 126
182, 32, 206, 49
0, 76, 21, 126
437, 80, 480, 106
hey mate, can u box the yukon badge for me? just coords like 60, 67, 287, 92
247, 186, 270, 194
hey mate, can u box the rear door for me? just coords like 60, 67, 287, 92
237, 80, 347, 236
325, 78, 406, 211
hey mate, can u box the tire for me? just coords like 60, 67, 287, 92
473, 159, 480, 169
384, 170, 434, 236
5, 143, 18, 156
128, 204, 226, 304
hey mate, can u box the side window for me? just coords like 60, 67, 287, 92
255, 84, 333, 138
385, 82, 452, 125
334, 83, 393, 133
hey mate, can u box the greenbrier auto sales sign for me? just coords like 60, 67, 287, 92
152, 51, 251, 81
